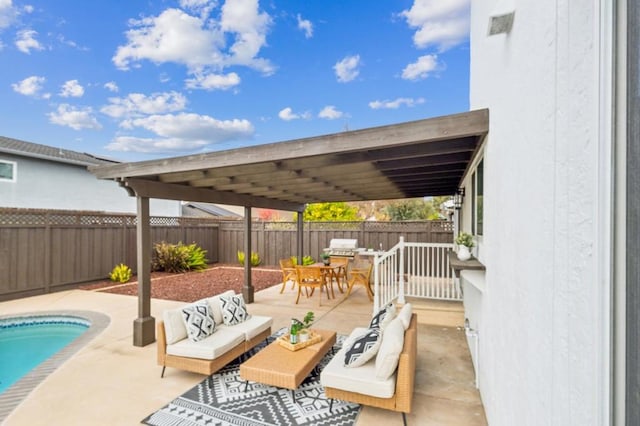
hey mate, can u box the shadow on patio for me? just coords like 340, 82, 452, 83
0, 283, 486, 425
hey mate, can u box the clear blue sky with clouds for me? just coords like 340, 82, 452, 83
0, 0, 470, 162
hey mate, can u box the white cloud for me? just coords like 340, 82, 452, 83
402, 54, 441, 80
101, 91, 187, 118
104, 81, 119, 92
401, 0, 470, 51
369, 97, 425, 109
318, 105, 344, 120
297, 14, 313, 38
113, 2, 273, 76
185, 71, 240, 90
333, 55, 360, 83
107, 112, 254, 153
179, 0, 214, 16
12, 75, 46, 97
15, 29, 43, 53
278, 107, 311, 121
59, 80, 84, 98
48, 104, 102, 130
0, 0, 18, 30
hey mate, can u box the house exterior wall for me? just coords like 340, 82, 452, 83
0, 153, 180, 216
468, 1, 612, 425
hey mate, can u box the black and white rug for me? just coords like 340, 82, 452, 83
142, 329, 360, 426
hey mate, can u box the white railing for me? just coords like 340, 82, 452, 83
373, 237, 459, 312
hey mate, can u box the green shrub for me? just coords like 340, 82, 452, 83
291, 255, 314, 266
237, 250, 261, 266
153, 241, 208, 273
109, 263, 132, 283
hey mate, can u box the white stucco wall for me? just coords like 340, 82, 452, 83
468, 1, 610, 425
0, 154, 180, 216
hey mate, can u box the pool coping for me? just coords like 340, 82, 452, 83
0, 310, 110, 422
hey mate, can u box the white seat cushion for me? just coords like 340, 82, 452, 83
321, 345, 396, 398
225, 315, 272, 340
166, 326, 245, 360
375, 317, 405, 380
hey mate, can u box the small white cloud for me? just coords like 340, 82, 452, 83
23, 5, 34, 14
402, 54, 441, 80
278, 107, 310, 121
15, 29, 44, 54
0, 1, 18, 29
104, 81, 119, 92
185, 72, 240, 90
297, 14, 313, 38
318, 105, 344, 120
401, 0, 470, 52
48, 104, 102, 130
369, 97, 425, 109
334, 54, 360, 83
12, 75, 46, 97
59, 80, 84, 98
101, 91, 187, 118
106, 112, 254, 153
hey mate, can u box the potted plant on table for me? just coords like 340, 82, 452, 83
455, 232, 475, 261
290, 311, 315, 344
320, 252, 331, 266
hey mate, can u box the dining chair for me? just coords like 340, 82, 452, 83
329, 256, 349, 292
295, 265, 331, 306
345, 262, 374, 301
279, 258, 297, 293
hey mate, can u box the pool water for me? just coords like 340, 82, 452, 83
0, 317, 89, 393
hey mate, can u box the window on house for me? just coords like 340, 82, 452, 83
0, 160, 16, 182
471, 158, 484, 236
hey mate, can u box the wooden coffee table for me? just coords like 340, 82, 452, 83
239, 328, 337, 402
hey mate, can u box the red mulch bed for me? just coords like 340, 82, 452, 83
78, 264, 283, 303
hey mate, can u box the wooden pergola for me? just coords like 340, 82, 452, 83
89, 109, 489, 346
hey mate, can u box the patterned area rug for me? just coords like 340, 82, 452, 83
142, 329, 360, 426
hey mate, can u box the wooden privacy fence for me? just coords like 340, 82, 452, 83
0, 208, 452, 301
0, 209, 219, 301
217, 220, 453, 266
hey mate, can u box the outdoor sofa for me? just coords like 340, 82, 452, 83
321, 304, 417, 425
157, 290, 272, 383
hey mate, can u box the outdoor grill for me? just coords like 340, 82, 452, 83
325, 238, 359, 258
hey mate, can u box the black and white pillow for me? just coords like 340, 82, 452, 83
219, 294, 251, 325
344, 328, 382, 367
369, 302, 396, 330
181, 302, 216, 342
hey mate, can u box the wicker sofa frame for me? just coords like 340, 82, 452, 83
157, 320, 272, 384
324, 313, 417, 425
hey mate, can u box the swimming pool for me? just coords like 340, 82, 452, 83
0, 316, 90, 393
0, 310, 110, 422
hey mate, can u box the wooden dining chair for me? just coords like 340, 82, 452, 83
279, 258, 297, 293
329, 256, 349, 292
346, 262, 374, 301
295, 266, 331, 306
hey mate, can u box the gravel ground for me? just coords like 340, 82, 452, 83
78, 264, 283, 303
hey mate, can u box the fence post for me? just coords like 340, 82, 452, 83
398, 236, 405, 304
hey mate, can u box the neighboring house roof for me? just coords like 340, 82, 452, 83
182, 202, 242, 217
0, 136, 118, 167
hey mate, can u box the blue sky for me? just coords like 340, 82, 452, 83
0, 0, 470, 162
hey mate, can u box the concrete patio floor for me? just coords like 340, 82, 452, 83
0, 283, 487, 425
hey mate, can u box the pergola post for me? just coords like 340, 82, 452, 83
242, 206, 254, 303
133, 195, 155, 347
297, 212, 304, 263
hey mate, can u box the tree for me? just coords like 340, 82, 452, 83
295, 202, 361, 221
384, 199, 428, 220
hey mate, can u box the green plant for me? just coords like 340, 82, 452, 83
320, 252, 330, 260
290, 311, 315, 335
109, 263, 132, 283
237, 251, 261, 266
153, 241, 208, 273
455, 232, 475, 248
291, 255, 314, 266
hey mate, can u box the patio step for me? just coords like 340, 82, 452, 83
401, 297, 464, 327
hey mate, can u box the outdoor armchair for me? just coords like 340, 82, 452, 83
279, 258, 297, 293
346, 262, 374, 301
295, 265, 332, 306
